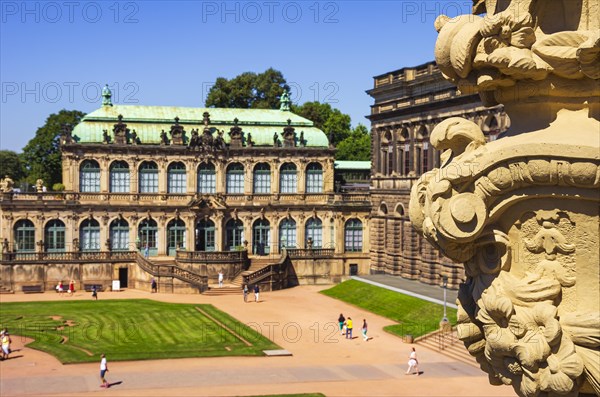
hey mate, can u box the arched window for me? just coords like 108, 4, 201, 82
279, 218, 297, 249
167, 219, 186, 256
305, 217, 322, 248
252, 219, 270, 255
138, 219, 158, 256
14, 219, 35, 252
45, 220, 65, 252
195, 219, 215, 251
253, 163, 271, 194
306, 163, 323, 193
197, 163, 216, 194
109, 161, 130, 193
110, 218, 129, 251
80, 219, 100, 251
139, 162, 158, 193
225, 219, 244, 250
400, 128, 410, 176
280, 163, 297, 193
226, 163, 244, 194
344, 218, 363, 252
79, 160, 100, 192
167, 162, 187, 194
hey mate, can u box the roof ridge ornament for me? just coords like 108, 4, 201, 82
102, 84, 112, 107
279, 89, 291, 111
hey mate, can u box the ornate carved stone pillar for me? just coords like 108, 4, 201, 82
213, 212, 224, 251
215, 160, 225, 195
409, 2, 600, 396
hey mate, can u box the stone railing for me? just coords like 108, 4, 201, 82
0, 251, 136, 263
286, 248, 335, 259
242, 251, 289, 288
176, 250, 248, 263
136, 254, 207, 290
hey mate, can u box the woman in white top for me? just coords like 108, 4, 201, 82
406, 347, 420, 375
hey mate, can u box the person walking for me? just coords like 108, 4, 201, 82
151, 277, 157, 293
68, 280, 75, 296
57, 281, 64, 295
253, 284, 260, 302
91, 285, 98, 300
1, 330, 12, 360
144, 243, 149, 258
406, 347, 420, 375
243, 284, 249, 302
218, 271, 224, 288
362, 319, 369, 341
99, 353, 109, 387
346, 317, 353, 339
338, 313, 346, 335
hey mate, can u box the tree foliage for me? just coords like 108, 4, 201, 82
336, 124, 371, 161
205, 68, 289, 109
293, 101, 351, 145
21, 109, 85, 189
0, 150, 25, 182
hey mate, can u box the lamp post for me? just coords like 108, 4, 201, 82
442, 276, 448, 322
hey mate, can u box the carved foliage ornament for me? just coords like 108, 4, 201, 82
434, 0, 600, 104
409, 117, 599, 396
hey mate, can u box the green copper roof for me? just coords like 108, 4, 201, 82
72, 105, 329, 147
334, 161, 371, 170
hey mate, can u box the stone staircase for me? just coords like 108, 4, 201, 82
416, 329, 479, 368
231, 257, 274, 287
204, 257, 274, 296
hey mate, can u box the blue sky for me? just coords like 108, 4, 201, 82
0, 1, 472, 152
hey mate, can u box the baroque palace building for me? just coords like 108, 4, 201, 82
0, 89, 371, 293
366, 61, 510, 289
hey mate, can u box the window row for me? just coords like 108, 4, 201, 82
11, 217, 363, 255
80, 160, 324, 194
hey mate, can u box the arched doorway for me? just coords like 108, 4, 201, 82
138, 219, 158, 256
195, 219, 215, 251
252, 219, 270, 255
167, 219, 186, 256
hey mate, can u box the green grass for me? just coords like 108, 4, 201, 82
0, 299, 280, 363
320, 280, 457, 338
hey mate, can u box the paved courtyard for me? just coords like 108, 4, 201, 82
0, 285, 516, 397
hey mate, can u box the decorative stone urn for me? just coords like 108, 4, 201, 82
409, 1, 599, 396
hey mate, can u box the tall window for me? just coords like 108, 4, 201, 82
14, 220, 35, 252
403, 144, 411, 175
80, 219, 100, 251
195, 219, 215, 251
110, 219, 129, 251
305, 217, 323, 248
80, 160, 100, 192
253, 163, 271, 194
306, 163, 323, 193
45, 220, 65, 252
252, 219, 270, 255
167, 162, 187, 194
226, 163, 244, 194
197, 163, 216, 194
167, 219, 186, 256
279, 218, 297, 249
280, 163, 297, 193
110, 161, 130, 193
225, 219, 244, 250
422, 144, 429, 173
344, 218, 363, 252
138, 219, 158, 256
139, 162, 159, 193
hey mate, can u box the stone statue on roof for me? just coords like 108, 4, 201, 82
102, 84, 112, 106
279, 89, 291, 111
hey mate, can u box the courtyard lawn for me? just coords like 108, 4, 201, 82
0, 299, 280, 364
320, 280, 457, 339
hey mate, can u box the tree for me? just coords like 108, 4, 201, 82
205, 68, 289, 109
0, 150, 25, 182
293, 101, 352, 145
336, 124, 371, 161
21, 110, 85, 189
